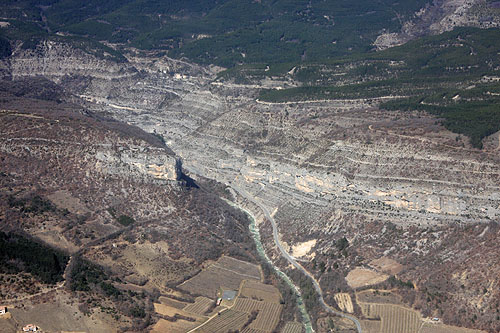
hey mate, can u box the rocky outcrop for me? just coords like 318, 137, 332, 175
375, 0, 500, 49
95, 146, 179, 182
9, 40, 135, 81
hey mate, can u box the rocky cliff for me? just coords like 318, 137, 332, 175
2, 41, 499, 331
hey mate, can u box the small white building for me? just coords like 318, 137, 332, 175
0, 306, 6, 315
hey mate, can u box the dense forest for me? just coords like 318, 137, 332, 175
0, 1, 498, 146
1, 0, 429, 65
0, 232, 69, 284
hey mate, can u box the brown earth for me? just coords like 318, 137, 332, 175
345, 268, 389, 289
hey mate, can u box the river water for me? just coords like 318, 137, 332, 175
224, 199, 314, 333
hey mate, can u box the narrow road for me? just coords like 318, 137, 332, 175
231, 185, 363, 333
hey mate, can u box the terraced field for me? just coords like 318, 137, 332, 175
152, 318, 199, 333
334, 292, 354, 313
241, 328, 268, 333
420, 322, 485, 333
179, 256, 261, 297
215, 257, 262, 279
360, 303, 422, 333
281, 321, 303, 333
239, 280, 281, 303
184, 297, 214, 316
195, 309, 249, 333
232, 298, 282, 331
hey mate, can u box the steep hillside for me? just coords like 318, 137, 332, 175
0, 1, 499, 332
1, 40, 496, 331
0, 79, 259, 331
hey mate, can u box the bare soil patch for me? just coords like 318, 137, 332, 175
345, 268, 389, 289
9, 301, 113, 333
154, 302, 203, 320
0, 314, 16, 333
159, 296, 188, 310
369, 257, 403, 275
291, 239, 317, 258
47, 190, 90, 215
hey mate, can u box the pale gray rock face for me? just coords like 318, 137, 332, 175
374, 0, 500, 50
10, 40, 134, 80
95, 146, 179, 183
0, 134, 179, 184
3, 41, 500, 241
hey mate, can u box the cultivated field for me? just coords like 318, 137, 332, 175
239, 280, 281, 303
232, 298, 282, 331
241, 328, 268, 333
361, 319, 382, 333
153, 302, 205, 322
281, 321, 303, 333
420, 322, 485, 333
183, 296, 214, 315
334, 292, 354, 313
152, 318, 200, 333
195, 309, 249, 333
153, 301, 207, 333
317, 316, 357, 332
215, 256, 261, 278
179, 256, 261, 297
159, 296, 188, 309
359, 303, 422, 333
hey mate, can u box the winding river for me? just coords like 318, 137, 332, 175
225, 184, 363, 333
223, 198, 314, 333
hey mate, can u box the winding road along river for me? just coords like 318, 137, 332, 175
230, 185, 363, 333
